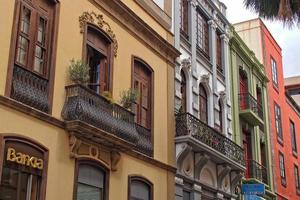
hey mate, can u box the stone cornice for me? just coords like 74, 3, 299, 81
89, 0, 180, 65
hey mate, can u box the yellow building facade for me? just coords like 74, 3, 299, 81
0, 0, 179, 199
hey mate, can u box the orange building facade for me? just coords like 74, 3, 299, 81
235, 18, 300, 200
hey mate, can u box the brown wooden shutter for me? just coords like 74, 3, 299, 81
134, 61, 151, 129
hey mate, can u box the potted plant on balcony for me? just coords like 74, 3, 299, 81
68, 59, 89, 85
120, 89, 138, 110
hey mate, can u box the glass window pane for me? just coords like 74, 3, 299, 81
131, 180, 150, 200
38, 18, 46, 44
0, 168, 18, 200
30, 175, 39, 200
77, 183, 102, 200
21, 7, 31, 34
78, 164, 104, 188
16, 36, 29, 65
19, 173, 29, 200
33, 45, 44, 74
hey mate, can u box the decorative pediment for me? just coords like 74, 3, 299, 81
79, 11, 118, 57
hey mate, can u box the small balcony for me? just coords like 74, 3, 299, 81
245, 159, 268, 185
239, 93, 264, 126
62, 84, 153, 157
175, 113, 245, 168
11, 65, 49, 113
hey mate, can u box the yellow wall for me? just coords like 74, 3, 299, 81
0, 0, 15, 96
0, 105, 173, 199
0, 0, 176, 199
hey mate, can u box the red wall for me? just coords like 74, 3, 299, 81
261, 20, 300, 199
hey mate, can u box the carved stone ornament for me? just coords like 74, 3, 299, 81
79, 11, 118, 57
200, 74, 210, 84
181, 57, 191, 71
219, 90, 226, 100
69, 135, 121, 171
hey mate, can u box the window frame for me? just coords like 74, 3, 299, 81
128, 175, 153, 200
274, 102, 283, 143
5, 0, 59, 114
196, 10, 209, 59
279, 151, 286, 186
83, 24, 114, 93
0, 135, 49, 200
271, 56, 278, 88
73, 159, 109, 200
180, 70, 187, 112
199, 83, 208, 124
290, 119, 298, 155
294, 164, 300, 193
180, 0, 189, 39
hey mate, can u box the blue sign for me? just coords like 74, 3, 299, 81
244, 195, 261, 200
242, 184, 265, 195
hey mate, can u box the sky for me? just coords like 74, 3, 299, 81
221, 0, 300, 78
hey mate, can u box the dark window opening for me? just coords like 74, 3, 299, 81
199, 84, 208, 124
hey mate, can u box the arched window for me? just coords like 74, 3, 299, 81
128, 176, 153, 200
239, 70, 248, 109
180, 71, 187, 112
218, 99, 223, 133
133, 59, 153, 129
199, 84, 208, 124
75, 161, 108, 200
86, 26, 112, 93
0, 136, 48, 200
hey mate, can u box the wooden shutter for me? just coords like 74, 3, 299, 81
134, 61, 151, 129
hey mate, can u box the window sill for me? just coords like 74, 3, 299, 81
272, 83, 279, 93
281, 179, 287, 187
277, 137, 284, 146
293, 150, 298, 158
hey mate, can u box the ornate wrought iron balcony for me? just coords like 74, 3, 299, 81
11, 65, 49, 113
175, 113, 245, 167
62, 84, 153, 157
239, 93, 264, 126
245, 159, 268, 185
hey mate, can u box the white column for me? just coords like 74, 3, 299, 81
221, 33, 231, 137
208, 19, 217, 127
174, 0, 181, 49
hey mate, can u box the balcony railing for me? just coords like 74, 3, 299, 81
245, 159, 268, 185
175, 113, 245, 166
11, 65, 49, 112
239, 93, 263, 119
62, 84, 153, 157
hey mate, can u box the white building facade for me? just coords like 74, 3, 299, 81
173, 0, 245, 199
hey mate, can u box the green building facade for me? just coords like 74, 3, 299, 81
229, 30, 276, 200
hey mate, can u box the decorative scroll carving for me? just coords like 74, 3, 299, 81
217, 164, 231, 189
111, 151, 121, 171
68, 135, 121, 171
194, 153, 210, 180
79, 11, 118, 57
200, 74, 210, 85
176, 143, 192, 173
230, 171, 243, 194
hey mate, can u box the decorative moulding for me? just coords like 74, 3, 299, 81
200, 74, 210, 85
181, 57, 191, 71
79, 11, 118, 57
175, 73, 182, 82
192, 86, 198, 95
69, 135, 121, 171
